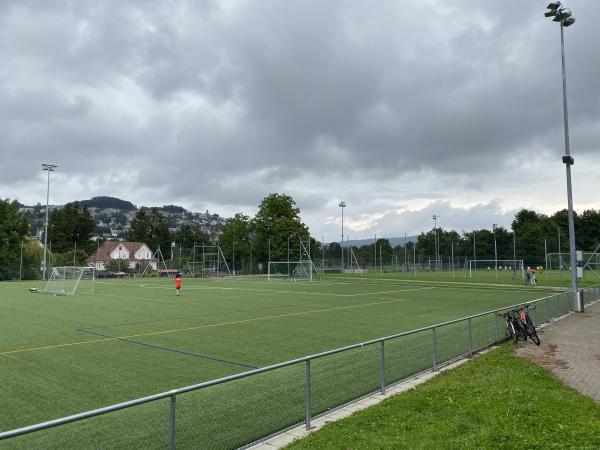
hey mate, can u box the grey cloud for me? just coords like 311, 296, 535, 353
0, 0, 598, 240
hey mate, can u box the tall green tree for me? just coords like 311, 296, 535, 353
251, 193, 316, 267
577, 209, 600, 250
0, 199, 31, 280
218, 214, 252, 272
47, 203, 95, 254
125, 208, 172, 253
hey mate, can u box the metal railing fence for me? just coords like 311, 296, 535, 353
1, 285, 599, 449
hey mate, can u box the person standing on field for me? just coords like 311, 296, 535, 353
175, 272, 182, 296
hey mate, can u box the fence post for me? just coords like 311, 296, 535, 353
546, 297, 550, 321
432, 327, 437, 371
468, 318, 472, 357
380, 341, 385, 395
556, 294, 560, 317
305, 360, 311, 429
168, 393, 176, 450
495, 312, 499, 342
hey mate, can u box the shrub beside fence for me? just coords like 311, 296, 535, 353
1, 286, 599, 449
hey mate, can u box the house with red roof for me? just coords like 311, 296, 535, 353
89, 241, 157, 271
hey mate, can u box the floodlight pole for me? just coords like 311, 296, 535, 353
560, 19, 581, 312
232, 241, 236, 276
42, 163, 57, 281
19, 239, 23, 281
493, 224, 498, 279
473, 230, 477, 266
339, 201, 346, 270
432, 215, 439, 270
546, 3, 582, 311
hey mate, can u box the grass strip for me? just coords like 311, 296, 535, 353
287, 344, 600, 449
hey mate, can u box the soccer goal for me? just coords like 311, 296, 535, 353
465, 260, 524, 280
268, 239, 320, 281
347, 247, 366, 275
43, 266, 95, 295
185, 244, 231, 278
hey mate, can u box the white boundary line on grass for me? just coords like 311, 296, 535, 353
138, 284, 435, 298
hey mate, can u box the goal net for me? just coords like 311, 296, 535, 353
268, 239, 321, 281
466, 260, 524, 280
346, 248, 366, 275
185, 244, 231, 278
44, 266, 95, 295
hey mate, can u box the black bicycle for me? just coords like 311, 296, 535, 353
501, 305, 540, 345
518, 305, 540, 345
502, 310, 528, 343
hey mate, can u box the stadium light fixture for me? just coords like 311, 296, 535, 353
41, 163, 57, 281
547, 2, 562, 10
544, 2, 582, 312
339, 201, 346, 269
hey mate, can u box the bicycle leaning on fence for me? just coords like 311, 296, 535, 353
501, 304, 540, 345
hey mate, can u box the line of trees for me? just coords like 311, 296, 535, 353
334, 209, 600, 269
1, 194, 599, 280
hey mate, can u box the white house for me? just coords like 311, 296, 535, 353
89, 241, 157, 271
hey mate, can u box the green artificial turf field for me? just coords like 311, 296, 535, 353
0, 275, 569, 448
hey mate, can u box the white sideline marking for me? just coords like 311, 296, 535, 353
139, 284, 435, 297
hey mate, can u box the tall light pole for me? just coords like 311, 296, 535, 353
473, 230, 477, 266
432, 215, 439, 270
513, 231, 517, 279
339, 201, 346, 270
545, 2, 582, 312
232, 241, 236, 276
42, 163, 57, 280
492, 224, 498, 279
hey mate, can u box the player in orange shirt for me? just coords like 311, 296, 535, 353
175, 272, 182, 296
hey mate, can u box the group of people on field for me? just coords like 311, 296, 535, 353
525, 266, 543, 287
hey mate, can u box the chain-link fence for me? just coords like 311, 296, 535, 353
2, 286, 599, 449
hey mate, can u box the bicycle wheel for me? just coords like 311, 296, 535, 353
526, 324, 540, 345
508, 323, 518, 343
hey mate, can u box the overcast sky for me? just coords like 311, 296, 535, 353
1, 0, 598, 241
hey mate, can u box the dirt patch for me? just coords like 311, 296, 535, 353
516, 343, 570, 370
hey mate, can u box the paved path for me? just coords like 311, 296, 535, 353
516, 301, 600, 403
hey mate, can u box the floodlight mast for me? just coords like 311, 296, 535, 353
493, 224, 498, 279
432, 215, 439, 270
339, 201, 346, 270
544, 2, 582, 312
41, 163, 57, 281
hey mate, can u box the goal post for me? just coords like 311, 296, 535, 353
184, 244, 232, 278
268, 239, 321, 281
43, 266, 95, 295
466, 260, 524, 280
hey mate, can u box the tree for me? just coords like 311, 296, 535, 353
218, 214, 251, 272
104, 259, 131, 273
577, 209, 600, 250
251, 193, 316, 265
47, 203, 96, 254
375, 238, 393, 266
0, 199, 31, 280
173, 225, 210, 251
125, 208, 172, 253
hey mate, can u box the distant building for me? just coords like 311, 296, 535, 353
89, 241, 157, 271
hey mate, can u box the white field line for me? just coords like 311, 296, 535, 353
139, 284, 435, 298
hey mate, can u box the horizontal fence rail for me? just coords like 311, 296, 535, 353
1, 285, 599, 449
